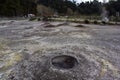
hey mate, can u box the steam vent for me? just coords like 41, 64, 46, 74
0, 21, 120, 80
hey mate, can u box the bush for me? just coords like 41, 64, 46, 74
94, 21, 98, 24
101, 21, 106, 25
84, 20, 89, 24
29, 17, 36, 21
108, 22, 114, 25
38, 18, 41, 21
42, 17, 49, 21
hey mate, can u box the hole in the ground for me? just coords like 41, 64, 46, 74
51, 55, 78, 69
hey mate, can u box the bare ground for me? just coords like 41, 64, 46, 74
0, 20, 120, 80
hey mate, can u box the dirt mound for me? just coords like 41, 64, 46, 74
41, 22, 56, 28
56, 22, 69, 27
74, 24, 86, 28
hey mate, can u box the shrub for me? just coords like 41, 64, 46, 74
84, 20, 89, 24
38, 18, 41, 21
94, 21, 98, 24
29, 17, 36, 21
42, 17, 49, 21
101, 21, 106, 25
108, 22, 114, 25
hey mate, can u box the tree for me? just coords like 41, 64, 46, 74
78, 0, 101, 15
67, 8, 73, 15
20, 0, 37, 16
37, 0, 77, 15
106, 0, 120, 16
0, 0, 36, 17
37, 4, 54, 16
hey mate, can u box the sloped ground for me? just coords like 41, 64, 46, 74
0, 20, 120, 80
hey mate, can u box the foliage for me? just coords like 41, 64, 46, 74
101, 21, 106, 24
67, 8, 73, 16
37, 4, 54, 16
0, 0, 120, 17
106, 0, 120, 16
29, 17, 36, 21
77, 0, 102, 15
38, 18, 41, 21
37, 0, 76, 14
0, 0, 36, 17
84, 19, 90, 24
42, 16, 49, 21
94, 21, 98, 24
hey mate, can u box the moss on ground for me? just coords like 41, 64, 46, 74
0, 53, 22, 71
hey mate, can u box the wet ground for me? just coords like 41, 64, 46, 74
0, 20, 120, 80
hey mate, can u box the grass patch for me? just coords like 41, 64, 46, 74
1, 53, 22, 71
0, 43, 7, 50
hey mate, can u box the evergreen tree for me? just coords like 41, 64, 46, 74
0, 0, 119, 17
0, 0, 36, 17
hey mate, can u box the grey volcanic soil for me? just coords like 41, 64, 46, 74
0, 20, 120, 80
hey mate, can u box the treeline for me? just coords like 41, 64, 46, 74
37, 0, 77, 14
77, 0, 102, 15
37, 0, 101, 15
106, 0, 120, 16
0, 0, 36, 17
0, 0, 120, 17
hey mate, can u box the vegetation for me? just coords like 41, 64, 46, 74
101, 21, 106, 24
29, 17, 37, 21
0, 0, 120, 19
106, 0, 120, 16
0, 0, 37, 17
84, 19, 90, 24
94, 21, 98, 24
